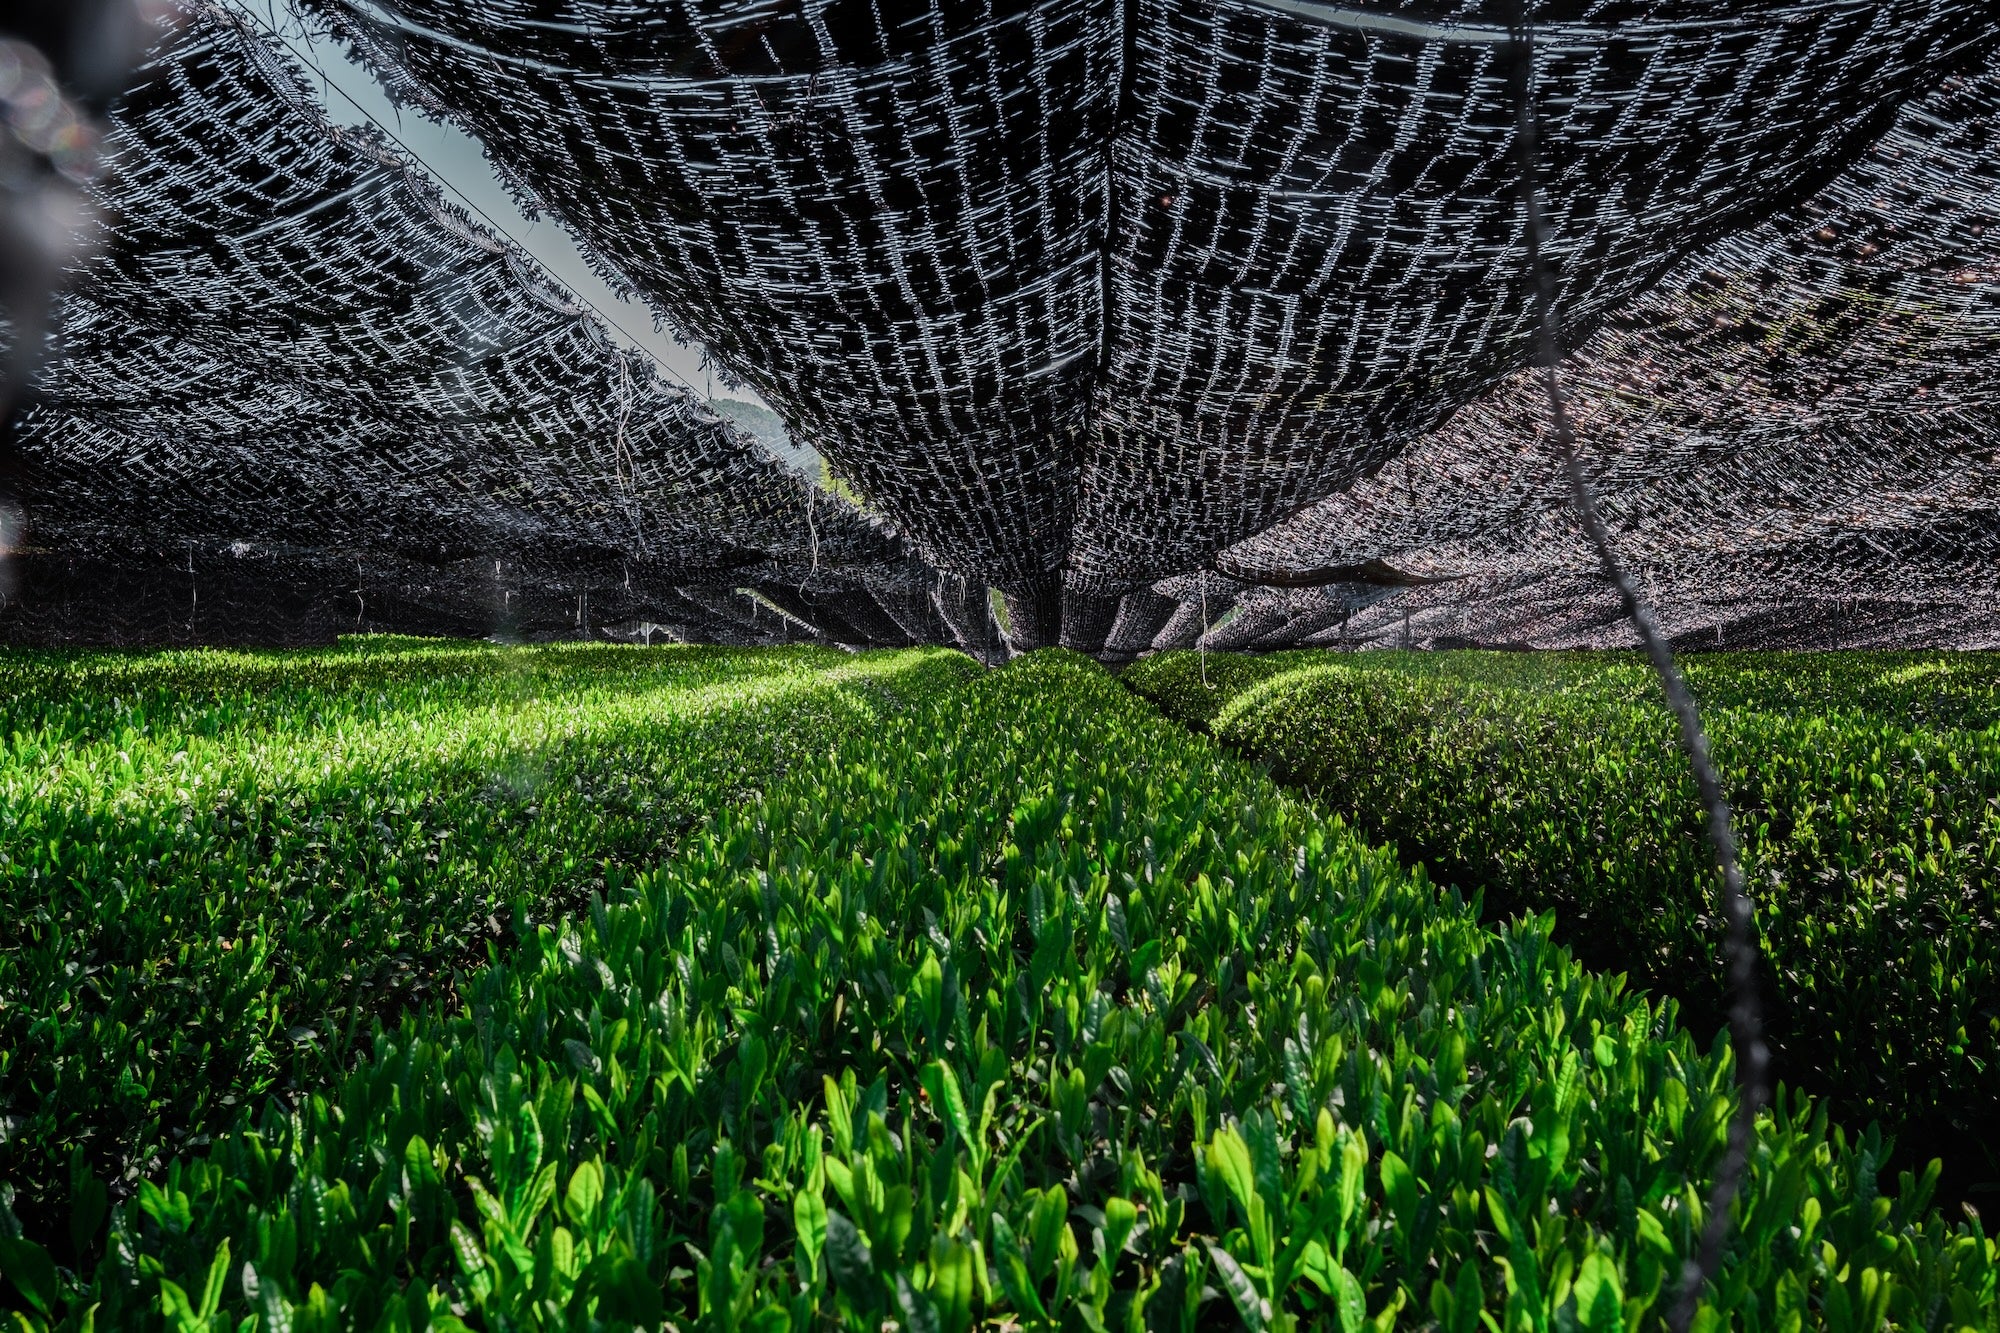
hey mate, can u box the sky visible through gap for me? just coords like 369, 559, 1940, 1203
247, 0, 824, 478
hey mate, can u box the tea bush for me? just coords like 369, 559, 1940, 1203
11, 652, 1996, 1330
0, 638, 978, 1238
1123, 650, 2000, 735
1124, 649, 2000, 1195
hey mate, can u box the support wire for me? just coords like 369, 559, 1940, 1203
1506, 14, 1769, 1330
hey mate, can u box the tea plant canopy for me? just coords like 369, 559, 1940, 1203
6, 0, 1999, 649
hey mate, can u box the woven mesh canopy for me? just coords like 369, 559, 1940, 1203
4, 0, 2000, 650
1219, 55, 2000, 650
5, 4, 932, 647
300, 0, 1993, 591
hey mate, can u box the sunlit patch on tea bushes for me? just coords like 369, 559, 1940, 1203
0, 638, 978, 1241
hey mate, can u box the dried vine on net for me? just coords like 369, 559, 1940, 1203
1508, 14, 1769, 1329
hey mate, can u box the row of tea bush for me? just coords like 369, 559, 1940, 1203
1123, 648, 2000, 1199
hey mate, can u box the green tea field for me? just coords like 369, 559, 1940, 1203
3, 642, 1997, 1330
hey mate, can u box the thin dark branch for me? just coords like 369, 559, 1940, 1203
1504, 14, 1771, 1331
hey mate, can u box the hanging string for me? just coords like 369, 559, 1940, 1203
1199, 569, 1212, 690
1403, 458, 1417, 648
800, 485, 820, 595
611, 353, 653, 560
1506, 12, 1768, 1329
614, 354, 633, 490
